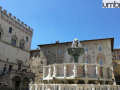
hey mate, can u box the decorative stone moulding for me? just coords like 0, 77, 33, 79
43, 63, 112, 83
29, 84, 120, 90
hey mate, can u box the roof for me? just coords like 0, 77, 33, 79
37, 37, 114, 51
30, 49, 40, 51
113, 49, 120, 51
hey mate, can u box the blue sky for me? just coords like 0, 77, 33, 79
1, 0, 120, 49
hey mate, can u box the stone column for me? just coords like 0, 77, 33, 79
53, 65, 57, 77
29, 84, 33, 90
107, 86, 110, 90
74, 64, 77, 77
84, 64, 87, 78
43, 67, 46, 78
49, 66, 52, 77
59, 85, 62, 90
92, 85, 95, 90
64, 64, 67, 78
96, 65, 99, 78
35, 84, 38, 90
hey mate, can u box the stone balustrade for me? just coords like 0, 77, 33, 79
43, 63, 113, 84
29, 84, 120, 90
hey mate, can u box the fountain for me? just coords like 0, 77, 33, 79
67, 38, 84, 63
29, 38, 118, 90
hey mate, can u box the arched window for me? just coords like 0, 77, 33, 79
11, 38, 16, 46
26, 36, 28, 42
99, 46, 102, 51
9, 27, 12, 33
114, 63, 117, 68
85, 47, 88, 52
19, 39, 25, 49
85, 60, 89, 63
18, 63, 21, 70
99, 60, 103, 65
47, 50, 50, 55
59, 49, 62, 53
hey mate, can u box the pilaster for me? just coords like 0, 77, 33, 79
53, 65, 57, 77
43, 67, 46, 78
84, 64, 88, 78
64, 64, 67, 78
74, 64, 77, 77
49, 66, 52, 77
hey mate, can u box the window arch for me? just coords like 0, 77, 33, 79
18, 63, 21, 70
83, 54, 91, 63
85, 47, 88, 52
17, 60, 23, 71
11, 35, 17, 46
9, 27, 12, 33
114, 63, 117, 68
19, 39, 25, 49
26, 36, 28, 42
99, 60, 103, 65
85, 60, 89, 63
47, 50, 50, 55
97, 53, 105, 65
98, 46, 102, 51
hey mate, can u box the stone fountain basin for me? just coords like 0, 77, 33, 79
67, 47, 85, 56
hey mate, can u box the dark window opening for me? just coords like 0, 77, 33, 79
11, 39, 16, 46
9, 27, 12, 33
26, 37, 28, 42
19, 42, 24, 49
18, 63, 21, 70
9, 65, 12, 71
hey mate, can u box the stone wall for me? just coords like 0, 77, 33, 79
30, 49, 47, 82
0, 6, 33, 73
39, 39, 113, 67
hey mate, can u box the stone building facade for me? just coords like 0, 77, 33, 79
38, 38, 114, 66
30, 49, 47, 83
112, 49, 120, 85
33, 38, 115, 83
0, 6, 35, 90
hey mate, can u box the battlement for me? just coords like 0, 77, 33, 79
0, 6, 33, 34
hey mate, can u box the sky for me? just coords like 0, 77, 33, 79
1, 0, 120, 49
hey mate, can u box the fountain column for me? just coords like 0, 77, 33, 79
29, 84, 33, 90
74, 63, 77, 77
53, 65, 57, 77
84, 64, 88, 78
49, 66, 52, 77
35, 84, 38, 90
64, 64, 67, 77
59, 85, 62, 90
43, 67, 46, 78
96, 65, 99, 78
